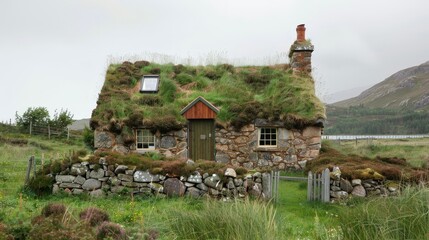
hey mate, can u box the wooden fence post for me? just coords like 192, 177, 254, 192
25, 156, 34, 185
321, 168, 330, 202
307, 171, 313, 201
67, 127, 70, 140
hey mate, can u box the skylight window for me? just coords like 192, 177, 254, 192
140, 75, 160, 93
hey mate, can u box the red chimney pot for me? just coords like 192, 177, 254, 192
296, 24, 306, 42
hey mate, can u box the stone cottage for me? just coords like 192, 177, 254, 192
90, 24, 325, 170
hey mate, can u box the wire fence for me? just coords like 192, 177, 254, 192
0, 121, 82, 140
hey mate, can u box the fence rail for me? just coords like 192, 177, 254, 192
0, 121, 81, 140
322, 134, 429, 140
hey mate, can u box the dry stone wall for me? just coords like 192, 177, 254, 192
94, 122, 322, 171
52, 159, 272, 200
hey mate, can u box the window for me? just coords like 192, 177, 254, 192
136, 129, 155, 150
140, 75, 160, 93
258, 128, 277, 147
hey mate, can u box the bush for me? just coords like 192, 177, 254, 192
41, 203, 67, 218
96, 222, 128, 240
27, 174, 54, 196
83, 127, 94, 150
79, 208, 110, 227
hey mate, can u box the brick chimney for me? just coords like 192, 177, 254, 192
289, 24, 314, 75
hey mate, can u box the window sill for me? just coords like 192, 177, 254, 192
254, 147, 287, 152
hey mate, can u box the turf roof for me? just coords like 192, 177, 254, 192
90, 61, 325, 132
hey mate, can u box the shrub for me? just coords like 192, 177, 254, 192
0, 223, 13, 240
27, 174, 54, 196
41, 203, 67, 218
79, 208, 110, 227
28, 217, 94, 240
96, 222, 128, 240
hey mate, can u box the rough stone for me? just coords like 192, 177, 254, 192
248, 152, 258, 162
90, 169, 105, 179
114, 165, 128, 174
111, 186, 125, 193
134, 171, 159, 183
185, 182, 194, 187
204, 174, 222, 190
215, 152, 230, 164
303, 126, 321, 137
351, 185, 366, 197
351, 179, 362, 186
113, 145, 129, 154
108, 177, 121, 186
297, 160, 307, 169
330, 191, 348, 199
99, 157, 107, 165
227, 179, 235, 189
72, 189, 84, 195
187, 173, 202, 184
52, 184, 59, 194
186, 187, 201, 198
70, 164, 88, 176
340, 179, 353, 193
233, 178, 243, 187
196, 183, 208, 191
59, 183, 81, 189
249, 183, 263, 197
55, 175, 75, 183
149, 183, 163, 193
121, 182, 137, 187
177, 149, 188, 159
224, 168, 237, 178
82, 179, 101, 190
118, 174, 133, 182
73, 175, 86, 185
160, 136, 176, 148
331, 186, 341, 191
163, 178, 186, 197
90, 189, 104, 198
125, 169, 135, 175
94, 131, 114, 149
285, 155, 298, 162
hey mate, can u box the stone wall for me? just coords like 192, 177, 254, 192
215, 124, 321, 170
53, 159, 272, 200
94, 123, 322, 171
329, 173, 399, 201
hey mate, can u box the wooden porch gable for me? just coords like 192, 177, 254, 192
180, 96, 219, 119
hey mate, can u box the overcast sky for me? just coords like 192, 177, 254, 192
1, 0, 428, 122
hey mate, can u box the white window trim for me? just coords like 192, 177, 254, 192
136, 129, 156, 150
140, 75, 160, 93
257, 127, 278, 148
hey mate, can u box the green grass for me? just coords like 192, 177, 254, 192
328, 138, 429, 168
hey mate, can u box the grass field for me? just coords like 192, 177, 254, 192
0, 134, 427, 239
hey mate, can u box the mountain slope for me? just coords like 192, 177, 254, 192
333, 61, 429, 110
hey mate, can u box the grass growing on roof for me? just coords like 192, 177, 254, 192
91, 61, 325, 133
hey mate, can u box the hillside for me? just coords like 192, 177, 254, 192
333, 61, 429, 110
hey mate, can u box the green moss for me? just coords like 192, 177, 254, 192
91, 61, 325, 132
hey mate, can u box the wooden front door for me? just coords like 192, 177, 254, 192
189, 119, 215, 161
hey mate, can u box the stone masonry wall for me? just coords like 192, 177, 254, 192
94, 123, 322, 171
53, 159, 272, 200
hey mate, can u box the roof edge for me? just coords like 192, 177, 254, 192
180, 96, 220, 115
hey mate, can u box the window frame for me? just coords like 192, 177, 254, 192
140, 75, 160, 93
136, 129, 156, 150
258, 127, 278, 147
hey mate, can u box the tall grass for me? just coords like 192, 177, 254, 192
168, 199, 280, 240
338, 185, 429, 240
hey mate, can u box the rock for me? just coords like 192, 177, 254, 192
105, 170, 115, 177
249, 183, 263, 197
187, 173, 202, 184
164, 150, 173, 158
196, 183, 208, 191
139, 187, 152, 195
59, 182, 81, 188
55, 175, 75, 183
331, 166, 341, 180
70, 164, 88, 176
72, 189, 84, 195
90, 189, 104, 198
163, 178, 186, 197
180, 176, 187, 182
363, 183, 372, 188
233, 178, 243, 187
99, 157, 107, 165
261, 173, 271, 199
186, 187, 201, 198
331, 186, 341, 191
330, 191, 348, 199
215, 152, 230, 164
186, 159, 195, 165
248, 152, 258, 162
227, 179, 235, 189
94, 131, 114, 149
73, 175, 86, 185
64, 188, 72, 195
243, 162, 253, 169
253, 172, 262, 179
125, 169, 134, 175
302, 127, 321, 137
118, 174, 133, 182
208, 188, 220, 196
202, 173, 209, 179
297, 160, 307, 169
340, 179, 353, 193
185, 182, 194, 187
82, 179, 101, 190
177, 149, 188, 159
160, 136, 176, 148
114, 165, 128, 174
111, 186, 125, 193
121, 182, 137, 187
149, 183, 163, 193
203, 174, 222, 190
285, 154, 298, 162
90, 169, 105, 179
108, 177, 121, 186
224, 168, 237, 178
52, 184, 59, 194
273, 156, 282, 163
113, 145, 129, 154
351, 179, 362, 186
99, 177, 108, 182
351, 185, 366, 197
388, 187, 397, 192
133, 170, 159, 183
